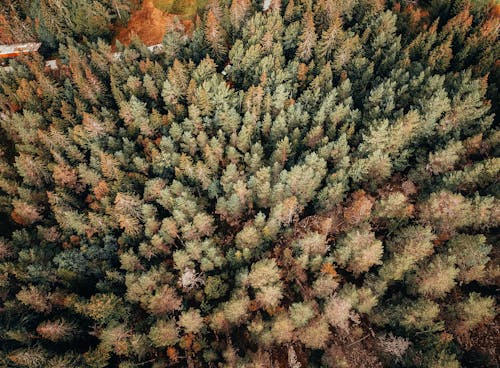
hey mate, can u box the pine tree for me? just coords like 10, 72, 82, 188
297, 10, 317, 62
334, 223, 383, 276
205, 9, 228, 61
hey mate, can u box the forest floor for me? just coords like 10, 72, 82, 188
113, 0, 199, 46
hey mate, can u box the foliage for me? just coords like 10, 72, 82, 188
0, 0, 498, 367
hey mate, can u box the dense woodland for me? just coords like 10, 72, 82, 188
0, 0, 499, 367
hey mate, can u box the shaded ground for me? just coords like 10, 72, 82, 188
113, 0, 198, 46
460, 315, 500, 368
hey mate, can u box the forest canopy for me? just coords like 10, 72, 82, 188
0, 0, 499, 367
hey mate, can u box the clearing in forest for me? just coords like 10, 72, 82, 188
113, 0, 200, 46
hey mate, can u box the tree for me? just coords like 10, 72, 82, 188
297, 11, 317, 62
447, 234, 492, 284
205, 9, 228, 61
409, 254, 458, 299
450, 292, 496, 335
334, 223, 383, 276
